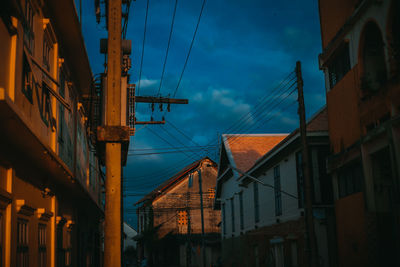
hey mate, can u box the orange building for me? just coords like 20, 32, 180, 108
318, 0, 400, 266
0, 0, 103, 266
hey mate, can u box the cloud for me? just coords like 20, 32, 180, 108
137, 78, 158, 88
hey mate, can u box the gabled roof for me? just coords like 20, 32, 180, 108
215, 106, 328, 207
223, 134, 288, 174
135, 157, 217, 206
242, 106, 329, 183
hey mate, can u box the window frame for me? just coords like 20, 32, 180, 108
16, 218, 29, 267
222, 203, 226, 236
38, 224, 47, 267
274, 165, 282, 216
22, 55, 34, 103
23, 0, 35, 53
230, 197, 235, 233
253, 182, 259, 223
295, 151, 305, 208
239, 191, 244, 230
327, 42, 351, 89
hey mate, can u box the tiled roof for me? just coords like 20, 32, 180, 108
224, 134, 288, 172
306, 107, 328, 132
135, 157, 216, 205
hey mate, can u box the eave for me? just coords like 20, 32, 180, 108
43, 0, 93, 96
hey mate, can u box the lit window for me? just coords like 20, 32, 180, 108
208, 188, 215, 199
177, 210, 188, 226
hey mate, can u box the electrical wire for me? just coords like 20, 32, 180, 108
157, 0, 178, 97
129, 145, 216, 151
125, 69, 300, 202
172, 0, 207, 97
137, 0, 150, 97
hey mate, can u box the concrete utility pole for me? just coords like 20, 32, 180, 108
197, 169, 206, 267
296, 61, 319, 267
104, 0, 123, 266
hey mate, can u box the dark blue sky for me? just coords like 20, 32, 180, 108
77, 0, 325, 228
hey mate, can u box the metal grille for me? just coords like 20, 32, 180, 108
128, 83, 135, 135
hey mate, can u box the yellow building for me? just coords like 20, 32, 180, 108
0, 0, 103, 266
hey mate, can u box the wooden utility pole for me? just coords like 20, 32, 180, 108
103, 1, 123, 266
296, 61, 319, 267
186, 192, 192, 267
94, 2, 189, 266
197, 169, 206, 267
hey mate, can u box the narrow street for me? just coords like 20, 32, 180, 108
1, 0, 400, 267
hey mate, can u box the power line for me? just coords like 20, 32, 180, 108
159, 125, 208, 159
172, 0, 207, 97
143, 125, 200, 161
225, 81, 297, 146
157, 0, 179, 97
129, 144, 216, 151
128, 148, 216, 156
122, 0, 133, 39
137, 0, 150, 96
166, 120, 203, 147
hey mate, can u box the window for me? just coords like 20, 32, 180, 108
239, 191, 244, 230
0, 213, 3, 265
208, 188, 215, 199
389, 0, 400, 73
272, 242, 285, 267
17, 219, 29, 267
38, 224, 47, 267
140, 215, 144, 233
338, 161, 364, 198
43, 32, 52, 71
23, 0, 35, 53
360, 22, 387, 92
58, 69, 66, 143
295, 152, 304, 208
254, 245, 259, 267
177, 210, 188, 226
65, 230, 71, 266
274, 166, 282, 216
222, 203, 226, 236
188, 174, 193, 188
41, 83, 56, 130
230, 198, 235, 233
253, 182, 259, 223
328, 43, 350, 88
290, 241, 298, 267
22, 55, 34, 103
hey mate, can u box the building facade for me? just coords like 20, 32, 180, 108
215, 109, 336, 267
136, 157, 220, 267
318, 0, 400, 266
0, 0, 103, 266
